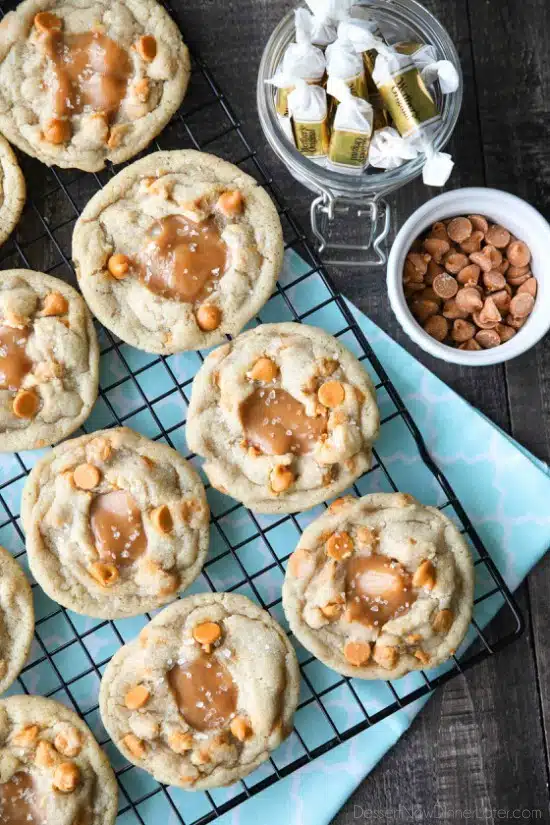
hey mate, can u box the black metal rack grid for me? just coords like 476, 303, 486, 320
0, 2, 524, 823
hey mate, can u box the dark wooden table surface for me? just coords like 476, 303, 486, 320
175, 0, 550, 821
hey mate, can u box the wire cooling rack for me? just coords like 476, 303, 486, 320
0, 2, 524, 823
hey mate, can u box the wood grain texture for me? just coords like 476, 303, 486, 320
174, 0, 550, 820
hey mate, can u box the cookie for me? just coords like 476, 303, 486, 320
99, 593, 300, 789
0, 269, 99, 453
0, 695, 117, 825
21, 427, 210, 619
72, 150, 284, 353
186, 322, 380, 514
0, 0, 190, 171
0, 546, 34, 695
0, 135, 25, 249
283, 493, 475, 679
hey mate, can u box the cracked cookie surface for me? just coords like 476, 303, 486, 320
283, 493, 475, 680
0, 695, 117, 825
0, 135, 25, 249
186, 322, 380, 514
21, 427, 210, 618
99, 593, 300, 789
0, 269, 99, 452
0, 546, 34, 695
72, 150, 284, 353
0, 0, 190, 171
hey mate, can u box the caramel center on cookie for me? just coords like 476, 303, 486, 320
168, 651, 237, 732
345, 554, 416, 627
241, 387, 327, 456
0, 325, 32, 391
140, 215, 228, 303
90, 490, 147, 567
0, 771, 39, 824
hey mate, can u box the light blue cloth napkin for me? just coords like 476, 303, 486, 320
1, 248, 548, 825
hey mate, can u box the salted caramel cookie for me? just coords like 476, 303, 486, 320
99, 593, 300, 789
0, 0, 190, 171
72, 150, 284, 353
187, 323, 380, 514
283, 493, 474, 679
0, 695, 117, 825
0, 546, 34, 695
0, 269, 99, 453
21, 427, 210, 618
0, 135, 25, 249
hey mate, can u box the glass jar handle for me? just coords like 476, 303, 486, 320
309, 190, 391, 268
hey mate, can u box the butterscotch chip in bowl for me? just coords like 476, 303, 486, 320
73, 150, 284, 354
99, 593, 300, 789
0, 546, 34, 695
0, 0, 190, 171
283, 493, 474, 680
0, 695, 117, 824
186, 322, 380, 514
21, 427, 210, 619
0, 270, 99, 452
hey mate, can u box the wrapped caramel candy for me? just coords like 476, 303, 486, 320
395, 41, 459, 94
327, 77, 373, 174
336, 19, 389, 128
288, 79, 330, 163
372, 50, 440, 138
301, 0, 355, 48
368, 126, 419, 171
266, 10, 326, 117
325, 36, 368, 99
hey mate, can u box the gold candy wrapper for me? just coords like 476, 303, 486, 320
327, 77, 373, 173
294, 119, 330, 157
329, 129, 370, 169
288, 80, 330, 160
374, 56, 440, 138
276, 78, 322, 117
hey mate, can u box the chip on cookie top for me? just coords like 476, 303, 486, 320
186, 323, 380, 514
21, 427, 210, 618
0, 695, 117, 825
282, 493, 475, 679
99, 593, 300, 789
0, 270, 99, 453
0, 136, 25, 250
0, 0, 190, 171
0, 546, 34, 695
72, 150, 284, 353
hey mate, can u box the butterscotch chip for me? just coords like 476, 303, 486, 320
509, 293, 535, 319
426, 259, 444, 283
460, 230, 485, 254
442, 299, 468, 320
318, 381, 345, 407
423, 315, 448, 342
517, 277, 538, 297
249, 357, 278, 382
54, 727, 82, 758
430, 221, 449, 241
404, 259, 425, 283
35, 739, 59, 768
496, 324, 516, 343
475, 328, 501, 349
217, 190, 244, 216
472, 310, 498, 331
125, 685, 150, 710
270, 465, 295, 493
432, 274, 458, 300
469, 250, 493, 272
122, 733, 146, 759
43, 118, 71, 145
423, 238, 450, 263
230, 716, 252, 742
468, 214, 489, 234
34, 11, 63, 32
413, 559, 436, 590
485, 225, 511, 248
478, 296, 501, 325
372, 644, 398, 670
53, 761, 80, 793
482, 270, 506, 292
457, 264, 481, 286
136, 34, 157, 62
414, 649, 430, 666
150, 504, 173, 534
507, 272, 531, 288
507, 240, 531, 268
73, 463, 101, 490
417, 287, 441, 304
42, 292, 69, 316
107, 254, 130, 279
320, 601, 343, 619
455, 287, 483, 314
411, 299, 439, 324
196, 304, 221, 331
432, 609, 454, 634
444, 251, 469, 274
325, 531, 354, 561
107, 124, 128, 149
193, 621, 222, 647
458, 339, 482, 351
451, 319, 476, 343
506, 314, 527, 330
507, 264, 531, 279
13, 724, 39, 748
168, 731, 193, 754
407, 252, 430, 275
89, 562, 119, 588
447, 217, 472, 244
491, 290, 512, 313
343, 641, 371, 667
12, 389, 39, 419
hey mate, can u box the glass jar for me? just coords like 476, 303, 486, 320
257, 0, 463, 267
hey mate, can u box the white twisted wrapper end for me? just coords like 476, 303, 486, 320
420, 143, 455, 186
368, 127, 419, 171
421, 61, 460, 94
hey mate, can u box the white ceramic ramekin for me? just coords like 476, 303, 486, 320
387, 188, 550, 366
